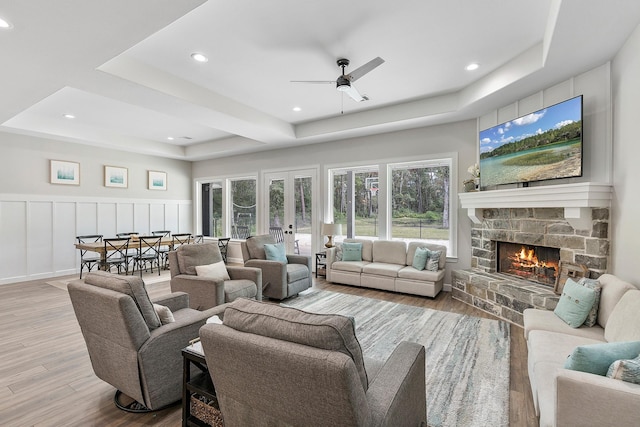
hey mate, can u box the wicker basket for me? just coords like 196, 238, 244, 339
190, 395, 224, 427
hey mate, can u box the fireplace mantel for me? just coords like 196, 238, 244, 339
459, 182, 613, 229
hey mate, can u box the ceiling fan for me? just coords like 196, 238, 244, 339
292, 57, 385, 102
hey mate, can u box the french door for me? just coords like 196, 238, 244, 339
264, 169, 317, 257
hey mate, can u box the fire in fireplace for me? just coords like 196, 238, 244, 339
497, 242, 560, 286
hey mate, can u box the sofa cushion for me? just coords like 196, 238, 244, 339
343, 239, 373, 262
331, 260, 369, 273
245, 234, 277, 260
523, 308, 606, 341
362, 262, 404, 278
554, 278, 597, 328
564, 341, 640, 376
264, 243, 288, 263
342, 242, 363, 261
397, 266, 445, 282
84, 271, 161, 330
222, 298, 369, 390
604, 290, 640, 342
597, 274, 636, 328
406, 242, 447, 270
372, 240, 407, 265
578, 277, 602, 327
195, 261, 230, 281
176, 243, 221, 275
607, 354, 640, 385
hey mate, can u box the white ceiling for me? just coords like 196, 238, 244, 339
1, 0, 640, 161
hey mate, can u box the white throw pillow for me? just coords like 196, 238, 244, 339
195, 261, 230, 281
153, 303, 175, 324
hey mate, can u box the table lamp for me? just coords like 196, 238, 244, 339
321, 223, 342, 248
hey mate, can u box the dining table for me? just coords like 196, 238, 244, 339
74, 237, 179, 266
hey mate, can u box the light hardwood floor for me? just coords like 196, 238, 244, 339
0, 272, 538, 427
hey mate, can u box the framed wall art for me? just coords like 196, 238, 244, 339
50, 160, 80, 185
104, 166, 128, 188
148, 170, 167, 190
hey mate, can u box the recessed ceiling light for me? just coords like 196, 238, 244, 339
63, 114, 75, 119
167, 136, 175, 141
465, 63, 479, 71
292, 107, 302, 112
0, 17, 12, 29
191, 52, 208, 63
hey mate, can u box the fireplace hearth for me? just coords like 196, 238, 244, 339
497, 242, 560, 286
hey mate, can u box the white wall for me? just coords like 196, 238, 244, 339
611, 23, 640, 283
193, 119, 479, 285
0, 132, 193, 284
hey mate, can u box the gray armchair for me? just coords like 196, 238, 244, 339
68, 271, 226, 411
241, 234, 311, 300
169, 243, 262, 310
199, 298, 427, 426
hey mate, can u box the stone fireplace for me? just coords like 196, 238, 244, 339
454, 183, 612, 326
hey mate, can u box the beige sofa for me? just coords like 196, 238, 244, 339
523, 274, 640, 427
326, 239, 446, 298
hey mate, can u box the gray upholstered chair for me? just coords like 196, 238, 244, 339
199, 298, 427, 427
241, 234, 311, 300
169, 243, 262, 310
68, 271, 226, 412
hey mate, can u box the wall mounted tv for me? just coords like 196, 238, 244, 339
479, 95, 583, 188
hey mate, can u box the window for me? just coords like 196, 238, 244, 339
231, 178, 256, 239
389, 159, 451, 250
331, 166, 379, 239
201, 181, 223, 237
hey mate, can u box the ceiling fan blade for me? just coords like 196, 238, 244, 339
345, 84, 366, 102
290, 80, 335, 84
348, 57, 385, 82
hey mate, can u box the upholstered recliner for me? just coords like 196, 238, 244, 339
68, 271, 226, 411
241, 234, 311, 300
169, 243, 262, 310
199, 298, 427, 427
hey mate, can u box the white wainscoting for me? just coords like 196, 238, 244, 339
0, 194, 192, 285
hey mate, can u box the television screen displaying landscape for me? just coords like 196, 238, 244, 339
479, 95, 582, 188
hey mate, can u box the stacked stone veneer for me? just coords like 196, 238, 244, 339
453, 207, 610, 326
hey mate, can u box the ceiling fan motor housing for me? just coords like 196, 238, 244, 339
336, 75, 351, 91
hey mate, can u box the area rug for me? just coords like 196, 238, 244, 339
283, 290, 510, 427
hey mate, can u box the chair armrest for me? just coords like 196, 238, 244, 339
227, 266, 263, 300
286, 254, 312, 270
366, 341, 426, 427
152, 292, 189, 312
170, 274, 225, 310
556, 368, 640, 426
245, 259, 287, 287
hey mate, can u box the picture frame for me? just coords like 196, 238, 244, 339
148, 170, 167, 190
50, 160, 80, 185
104, 165, 128, 188
554, 261, 589, 295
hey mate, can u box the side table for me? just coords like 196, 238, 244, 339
182, 343, 217, 427
315, 251, 327, 278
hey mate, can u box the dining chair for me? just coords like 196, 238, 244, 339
116, 231, 139, 268
132, 235, 162, 277
217, 237, 231, 263
152, 230, 172, 268
233, 225, 250, 239
76, 234, 103, 279
171, 233, 192, 250
101, 237, 131, 274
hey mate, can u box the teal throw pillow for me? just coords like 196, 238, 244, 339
577, 277, 602, 327
607, 354, 640, 385
426, 250, 442, 272
412, 247, 429, 270
264, 243, 288, 263
342, 242, 363, 262
564, 341, 640, 375
554, 278, 597, 327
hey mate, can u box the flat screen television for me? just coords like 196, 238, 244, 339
479, 95, 583, 188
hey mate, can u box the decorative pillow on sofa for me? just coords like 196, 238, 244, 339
412, 247, 429, 271
577, 277, 602, 327
196, 261, 231, 281
606, 354, 640, 384
264, 243, 288, 263
554, 278, 597, 327
426, 250, 442, 272
342, 242, 363, 262
153, 303, 175, 325
564, 340, 640, 375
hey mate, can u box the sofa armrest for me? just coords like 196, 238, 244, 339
152, 292, 189, 312
556, 368, 640, 427
366, 341, 426, 427
170, 274, 225, 310
227, 266, 263, 300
